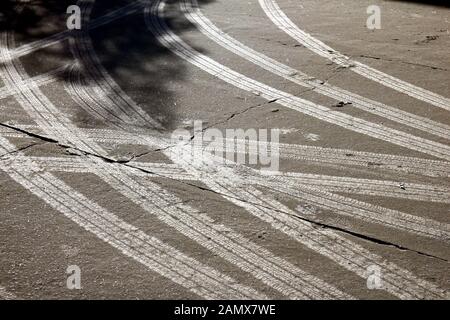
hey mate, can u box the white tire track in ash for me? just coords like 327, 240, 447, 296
249, 174, 450, 239
259, 0, 450, 111
76, 129, 450, 177
0, 38, 107, 156
5, 155, 197, 179
181, 0, 450, 140
0, 136, 261, 300
5, 125, 449, 178
7, 155, 450, 204
37, 0, 446, 298
199, 138, 450, 178
2, 17, 273, 298
2, 103, 448, 177
2, 1, 145, 64
74, 0, 450, 239
259, 171, 450, 204
0, 32, 276, 300
0, 66, 66, 100
147, 2, 450, 161
1, 1, 447, 299
69, 20, 162, 129
164, 143, 449, 299
168, 148, 450, 241
143, 0, 449, 299
50, 0, 353, 300
87, 155, 348, 299
147, 0, 450, 240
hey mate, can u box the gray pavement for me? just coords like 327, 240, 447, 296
0, 0, 449, 299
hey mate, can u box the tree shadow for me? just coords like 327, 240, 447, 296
0, 0, 215, 132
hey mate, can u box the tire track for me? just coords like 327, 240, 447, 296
0, 34, 105, 156
258, 0, 450, 111
249, 173, 450, 239
0, 66, 67, 100
147, 0, 450, 240
258, 171, 450, 204
181, 0, 450, 140
162, 143, 450, 241
1, 31, 278, 300
2, 1, 145, 64
146, 1, 450, 161
164, 142, 449, 299
0, 136, 261, 300
60, 1, 353, 299
7, 155, 449, 204
69, 24, 162, 129
82, 129, 450, 177
7, 155, 195, 179
75, 0, 450, 242
65, 1, 450, 298
2, 0, 445, 300
144, 0, 449, 299
3, 126, 449, 177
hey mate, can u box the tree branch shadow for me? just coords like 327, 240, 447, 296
0, 0, 215, 132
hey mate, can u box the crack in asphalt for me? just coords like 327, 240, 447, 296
197, 98, 280, 133
177, 179, 449, 263
147, 99, 281, 155
1, 122, 448, 263
0, 123, 57, 143
358, 54, 449, 72
0, 123, 52, 158
116, 150, 154, 163
289, 212, 449, 263
0, 141, 44, 159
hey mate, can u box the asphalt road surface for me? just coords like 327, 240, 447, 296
0, 0, 449, 300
